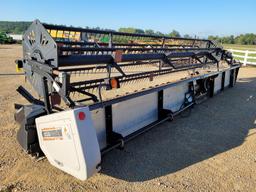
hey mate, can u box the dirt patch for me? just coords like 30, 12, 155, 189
0, 45, 256, 192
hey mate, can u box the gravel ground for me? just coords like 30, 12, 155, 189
0, 45, 256, 192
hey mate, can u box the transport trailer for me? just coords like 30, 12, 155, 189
14, 20, 240, 180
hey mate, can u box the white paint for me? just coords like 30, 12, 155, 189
228, 49, 256, 66
35, 106, 101, 180
52, 82, 60, 92
224, 70, 230, 87
91, 109, 106, 149
163, 82, 189, 112
112, 93, 158, 137
214, 74, 222, 94
8, 34, 23, 40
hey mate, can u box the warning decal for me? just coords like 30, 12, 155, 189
42, 128, 63, 141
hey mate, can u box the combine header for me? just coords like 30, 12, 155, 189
14, 20, 240, 180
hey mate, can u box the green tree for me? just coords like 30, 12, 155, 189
0, 32, 14, 44
145, 29, 155, 35
168, 30, 181, 38
155, 31, 164, 36
0, 21, 31, 34
208, 34, 256, 45
184, 34, 191, 38
118, 27, 145, 34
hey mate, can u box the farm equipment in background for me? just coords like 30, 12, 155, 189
14, 20, 240, 180
0, 32, 14, 44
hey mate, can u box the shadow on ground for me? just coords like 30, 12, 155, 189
101, 76, 256, 182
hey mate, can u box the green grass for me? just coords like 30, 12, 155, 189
222, 44, 256, 51
222, 44, 256, 63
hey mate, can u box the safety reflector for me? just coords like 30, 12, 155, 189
78, 112, 86, 120
110, 78, 119, 89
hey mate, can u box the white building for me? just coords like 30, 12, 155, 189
8, 34, 23, 41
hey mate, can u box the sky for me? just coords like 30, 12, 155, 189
1, 0, 256, 37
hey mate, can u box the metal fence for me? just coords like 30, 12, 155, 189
228, 49, 256, 66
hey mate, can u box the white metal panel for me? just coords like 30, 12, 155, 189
224, 70, 230, 87
112, 93, 158, 137
8, 34, 23, 40
91, 109, 106, 149
163, 82, 189, 112
214, 74, 222, 94
35, 107, 101, 180
36, 119, 80, 170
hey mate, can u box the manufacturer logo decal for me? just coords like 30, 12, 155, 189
42, 127, 63, 141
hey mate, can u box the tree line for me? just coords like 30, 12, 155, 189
208, 34, 256, 45
120, 28, 256, 45
118, 27, 187, 38
0, 21, 256, 45
0, 21, 185, 37
0, 21, 31, 34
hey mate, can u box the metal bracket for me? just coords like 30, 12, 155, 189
105, 105, 124, 147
